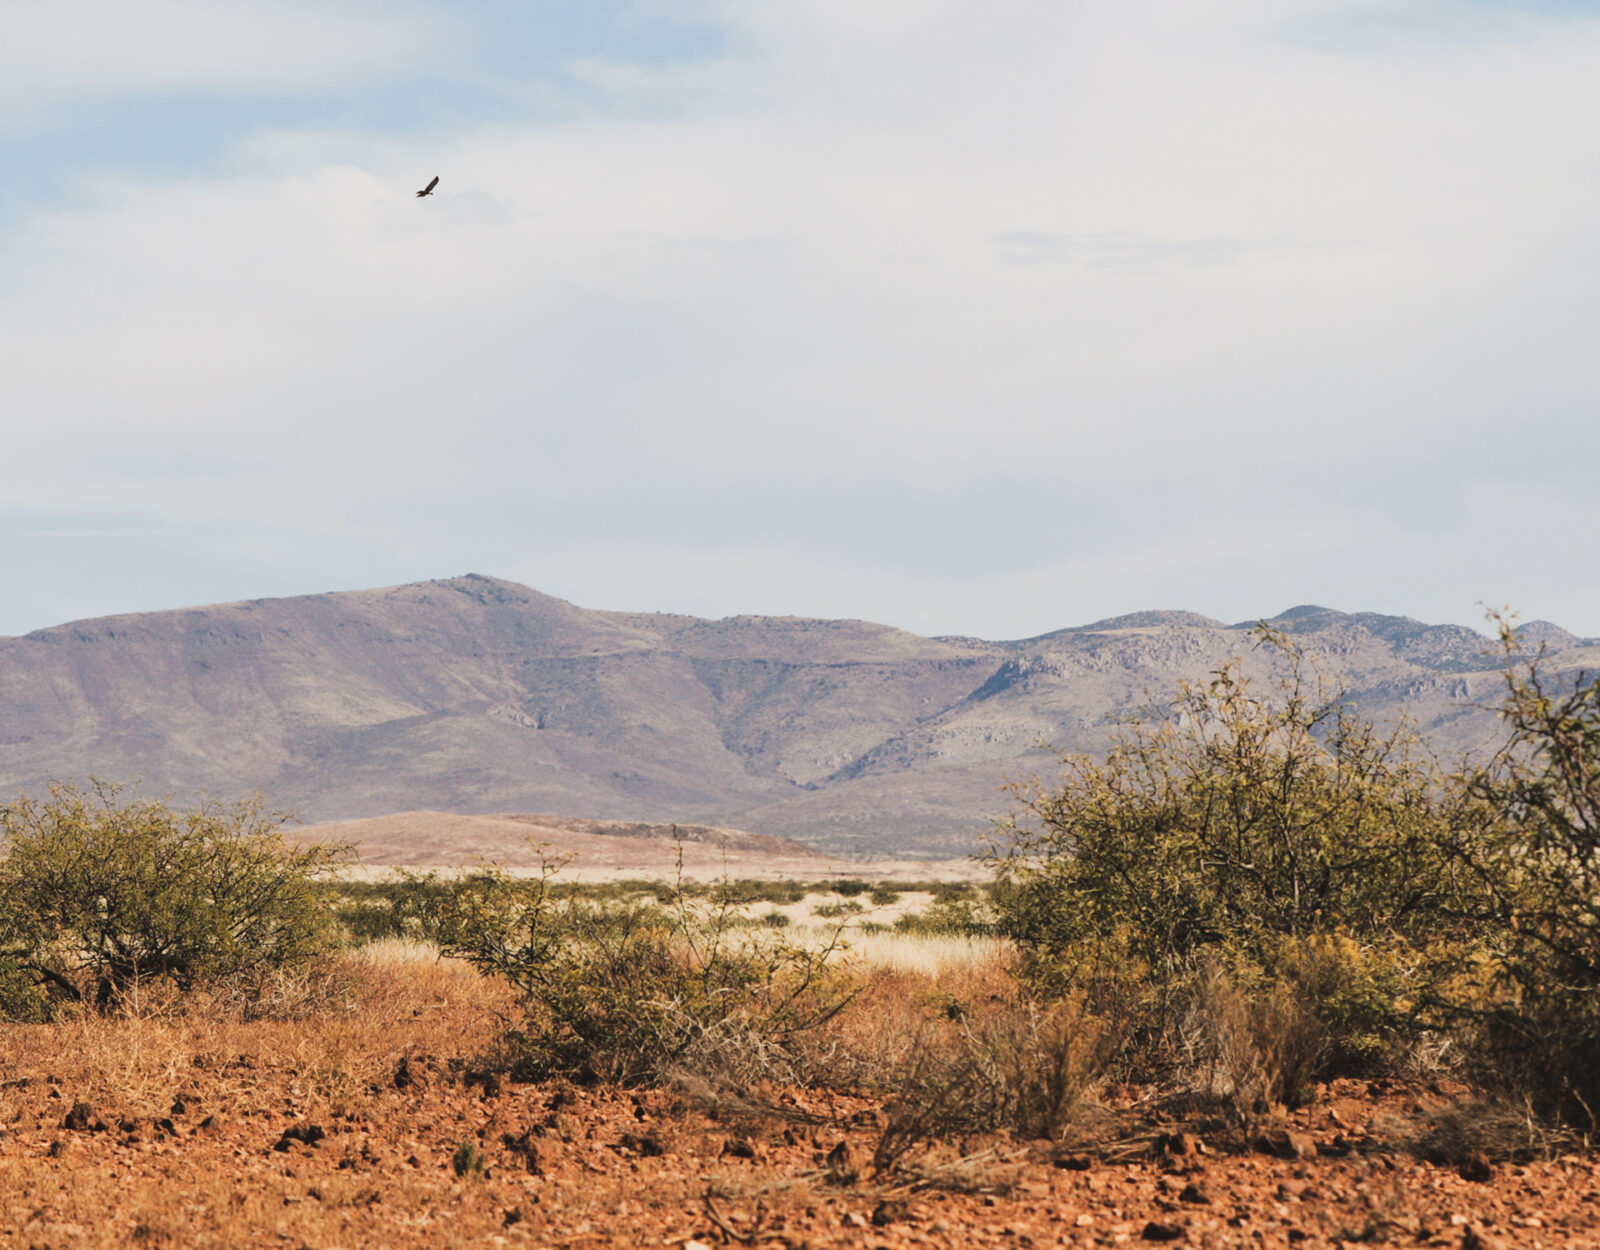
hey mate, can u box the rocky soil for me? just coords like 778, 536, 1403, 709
4, 1035, 1597, 1248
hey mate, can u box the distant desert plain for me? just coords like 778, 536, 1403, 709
294, 809, 985, 883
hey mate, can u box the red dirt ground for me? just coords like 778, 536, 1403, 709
4, 1060, 1598, 1249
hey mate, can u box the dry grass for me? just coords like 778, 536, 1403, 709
0, 946, 525, 1249
838, 931, 1012, 978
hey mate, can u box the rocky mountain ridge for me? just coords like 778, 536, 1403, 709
1, 575, 1593, 855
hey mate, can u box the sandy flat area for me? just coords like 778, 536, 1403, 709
294, 809, 988, 883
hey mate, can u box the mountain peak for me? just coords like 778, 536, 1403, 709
1075, 610, 1227, 632
1513, 620, 1581, 650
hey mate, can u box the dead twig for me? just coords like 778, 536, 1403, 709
702, 1191, 767, 1245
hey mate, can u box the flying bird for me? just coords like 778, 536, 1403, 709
416, 176, 439, 198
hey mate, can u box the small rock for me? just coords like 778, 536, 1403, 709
1255, 1130, 1317, 1160
503, 1206, 524, 1227
1052, 1151, 1094, 1171
721, 1136, 757, 1160
502, 1129, 544, 1174
1458, 1151, 1495, 1184
824, 1139, 857, 1185
274, 1123, 325, 1152
1179, 1183, 1211, 1205
841, 1211, 869, 1228
1161, 1131, 1205, 1157
62, 1102, 98, 1132
619, 1129, 671, 1157
871, 1199, 910, 1227
1142, 1220, 1185, 1242
393, 1056, 424, 1090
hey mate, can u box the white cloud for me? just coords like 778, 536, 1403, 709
0, 1, 432, 115
2, 0, 1600, 636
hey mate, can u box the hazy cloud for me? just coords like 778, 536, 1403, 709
2, 0, 1598, 638
0, 2, 432, 113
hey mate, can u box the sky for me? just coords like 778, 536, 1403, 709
3, 0, 1599, 641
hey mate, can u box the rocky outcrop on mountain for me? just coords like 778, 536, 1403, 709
1, 576, 1593, 856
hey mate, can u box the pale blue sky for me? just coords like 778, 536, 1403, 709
4, 0, 1599, 639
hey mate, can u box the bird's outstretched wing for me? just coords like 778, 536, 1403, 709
416, 176, 439, 198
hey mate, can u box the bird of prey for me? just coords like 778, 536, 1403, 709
416, 176, 439, 198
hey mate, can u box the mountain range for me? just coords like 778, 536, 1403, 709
2, 575, 1593, 856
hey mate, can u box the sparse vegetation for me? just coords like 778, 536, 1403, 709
424, 864, 856, 1086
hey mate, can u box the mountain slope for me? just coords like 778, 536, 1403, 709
1, 576, 1592, 855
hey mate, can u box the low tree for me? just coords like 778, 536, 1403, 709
993, 639, 1471, 967
0, 781, 341, 1011
1446, 618, 1600, 1121
989, 635, 1480, 1086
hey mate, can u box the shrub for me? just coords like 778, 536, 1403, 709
0, 958, 50, 1022
433, 865, 855, 1086
0, 781, 342, 1013
893, 893, 997, 937
1443, 618, 1600, 1124
989, 637, 1476, 1082
872, 989, 1109, 1171
326, 871, 478, 943
451, 1140, 489, 1179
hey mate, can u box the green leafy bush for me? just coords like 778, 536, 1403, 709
892, 894, 996, 937
1443, 619, 1600, 1123
989, 638, 1476, 1082
0, 958, 50, 1022
326, 871, 477, 943
0, 781, 342, 1013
